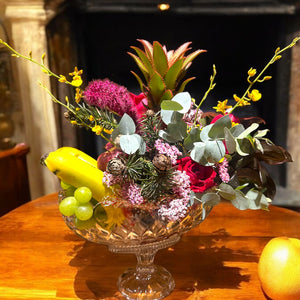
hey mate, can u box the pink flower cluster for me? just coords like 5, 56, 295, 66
154, 140, 182, 165
121, 182, 144, 205
172, 170, 191, 203
158, 199, 188, 222
102, 172, 121, 187
218, 157, 230, 183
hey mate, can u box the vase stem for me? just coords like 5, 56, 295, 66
136, 250, 157, 275
118, 248, 175, 300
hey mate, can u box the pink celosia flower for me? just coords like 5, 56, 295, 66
154, 140, 182, 165
84, 79, 144, 122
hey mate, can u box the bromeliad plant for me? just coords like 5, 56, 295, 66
1, 38, 297, 221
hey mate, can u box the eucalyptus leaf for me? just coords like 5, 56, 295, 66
184, 127, 201, 150
246, 190, 270, 210
166, 120, 188, 141
254, 129, 269, 139
200, 124, 213, 142
134, 134, 146, 155
201, 193, 221, 206
171, 92, 192, 113
255, 138, 264, 154
118, 113, 136, 135
218, 182, 236, 200
224, 127, 236, 154
229, 124, 245, 137
190, 142, 206, 163
208, 114, 232, 139
161, 100, 183, 111
238, 123, 259, 139
120, 134, 140, 154
231, 190, 249, 210
236, 138, 254, 156
204, 140, 226, 164
161, 110, 183, 125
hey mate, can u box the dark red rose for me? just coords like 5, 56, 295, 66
177, 157, 217, 193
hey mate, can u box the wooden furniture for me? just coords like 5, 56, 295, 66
0, 193, 300, 300
0, 143, 30, 216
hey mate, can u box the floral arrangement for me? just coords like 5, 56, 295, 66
1, 38, 298, 223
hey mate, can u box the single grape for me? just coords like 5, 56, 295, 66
59, 196, 78, 216
60, 180, 71, 190
74, 187, 92, 204
75, 203, 94, 221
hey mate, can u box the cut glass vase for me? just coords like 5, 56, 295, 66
59, 192, 213, 300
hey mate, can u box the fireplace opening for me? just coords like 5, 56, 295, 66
46, 7, 293, 189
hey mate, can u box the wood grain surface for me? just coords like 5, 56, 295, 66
0, 193, 300, 300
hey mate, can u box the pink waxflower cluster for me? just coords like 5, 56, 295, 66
218, 157, 230, 183
102, 172, 121, 187
158, 198, 188, 222
84, 79, 140, 121
172, 170, 191, 203
121, 182, 144, 205
154, 140, 182, 165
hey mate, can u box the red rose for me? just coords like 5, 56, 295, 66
177, 157, 217, 193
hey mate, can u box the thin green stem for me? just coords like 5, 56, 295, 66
0, 39, 76, 87
229, 37, 300, 113
193, 65, 217, 127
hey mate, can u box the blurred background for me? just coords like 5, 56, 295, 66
0, 0, 300, 210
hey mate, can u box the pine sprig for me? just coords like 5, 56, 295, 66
141, 168, 175, 202
139, 111, 161, 149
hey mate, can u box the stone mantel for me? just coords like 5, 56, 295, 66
2, 0, 62, 199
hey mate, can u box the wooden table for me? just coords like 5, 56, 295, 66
0, 193, 300, 300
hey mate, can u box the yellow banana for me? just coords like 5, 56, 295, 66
55, 146, 97, 168
43, 147, 108, 202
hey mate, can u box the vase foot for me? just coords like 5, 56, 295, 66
118, 264, 175, 300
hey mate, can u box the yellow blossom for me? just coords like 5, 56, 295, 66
65, 96, 69, 103
92, 125, 103, 135
103, 128, 113, 134
104, 206, 125, 229
213, 99, 232, 114
89, 115, 94, 122
75, 107, 80, 111
263, 76, 272, 81
75, 88, 83, 103
70, 120, 77, 125
69, 66, 83, 77
71, 75, 83, 87
248, 89, 262, 102
59, 75, 67, 83
248, 68, 256, 77
233, 94, 250, 106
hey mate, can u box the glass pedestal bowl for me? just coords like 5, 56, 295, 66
59, 192, 213, 300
